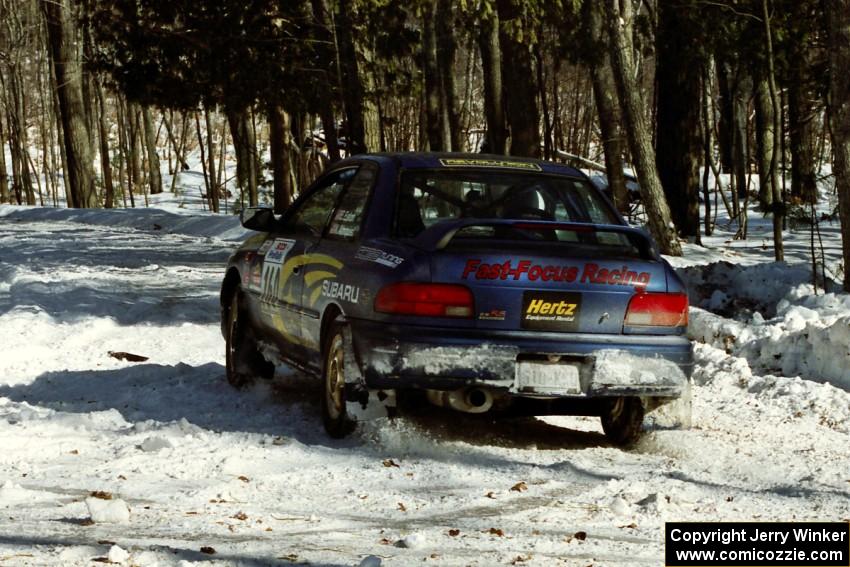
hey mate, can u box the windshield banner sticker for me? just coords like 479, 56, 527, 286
438, 158, 542, 171
461, 259, 650, 289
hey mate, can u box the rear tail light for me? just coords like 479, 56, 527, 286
624, 292, 688, 327
375, 282, 474, 318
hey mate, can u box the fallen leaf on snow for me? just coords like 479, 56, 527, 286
574, 531, 587, 541
485, 491, 496, 499
232, 512, 248, 521
397, 502, 406, 512
200, 546, 216, 555
237, 476, 250, 483
487, 527, 504, 537
448, 529, 460, 537
510, 482, 528, 492
382, 459, 400, 468
89, 491, 112, 500
108, 351, 149, 362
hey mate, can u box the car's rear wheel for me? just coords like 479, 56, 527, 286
600, 397, 644, 446
225, 289, 274, 388
321, 321, 356, 438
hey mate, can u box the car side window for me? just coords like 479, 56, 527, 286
326, 164, 377, 241
289, 168, 357, 236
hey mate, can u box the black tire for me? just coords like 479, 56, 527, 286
321, 321, 357, 438
600, 397, 645, 446
225, 289, 274, 388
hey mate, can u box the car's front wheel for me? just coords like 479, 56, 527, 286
225, 289, 274, 388
321, 321, 357, 438
600, 397, 644, 446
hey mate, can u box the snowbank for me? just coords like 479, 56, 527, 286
0, 204, 251, 241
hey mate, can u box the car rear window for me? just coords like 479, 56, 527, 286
395, 170, 627, 246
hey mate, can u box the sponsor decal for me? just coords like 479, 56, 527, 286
478, 309, 506, 321
257, 239, 274, 255
521, 291, 581, 331
356, 246, 404, 268
461, 259, 650, 289
321, 280, 361, 303
439, 158, 542, 171
264, 239, 296, 265
250, 262, 262, 288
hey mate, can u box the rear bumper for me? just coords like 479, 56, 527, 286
349, 319, 694, 398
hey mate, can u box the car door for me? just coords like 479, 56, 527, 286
299, 163, 379, 353
258, 167, 358, 365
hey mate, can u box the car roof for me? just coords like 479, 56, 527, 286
343, 152, 586, 178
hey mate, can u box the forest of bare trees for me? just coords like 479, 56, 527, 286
2, 0, 850, 288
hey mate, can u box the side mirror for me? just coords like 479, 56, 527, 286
240, 207, 277, 232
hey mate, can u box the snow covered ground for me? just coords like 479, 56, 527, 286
0, 201, 849, 566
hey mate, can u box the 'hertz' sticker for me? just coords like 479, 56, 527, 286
521, 291, 581, 331
439, 158, 542, 171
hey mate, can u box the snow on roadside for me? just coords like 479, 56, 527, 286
678, 260, 850, 390
0, 203, 250, 241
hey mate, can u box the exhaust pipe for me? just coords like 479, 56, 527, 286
426, 388, 494, 414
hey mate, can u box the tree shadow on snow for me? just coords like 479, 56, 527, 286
0, 223, 232, 325
0, 358, 617, 469
0, 362, 334, 447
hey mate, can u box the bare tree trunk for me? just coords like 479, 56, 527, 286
0, 113, 8, 203
141, 106, 162, 194
41, 0, 98, 208
127, 103, 142, 204
95, 81, 114, 208
193, 112, 211, 211
310, 0, 342, 162
335, 0, 368, 153
268, 103, 293, 213
422, 2, 446, 151
497, 0, 540, 158
226, 108, 259, 207
478, 11, 506, 154
584, 0, 628, 212
10, 69, 35, 205
826, 0, 850, 291
754, 77, 776, 211
535, 34, 552, 160
762, 0, 784, 261
162, 111, 190, 172
204, 107, 219, 213
605, 0, 681, 255
436, 0, 461, 151
701, 64, 714, 237
655, 0, 701, 238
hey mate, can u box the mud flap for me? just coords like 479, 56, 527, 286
341, 325, 396, 421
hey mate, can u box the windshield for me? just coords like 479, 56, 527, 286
395, 170, 627, 247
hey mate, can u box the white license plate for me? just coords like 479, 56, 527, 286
515, 362, 581, 394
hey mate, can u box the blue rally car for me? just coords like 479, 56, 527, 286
221, 153, 693, 444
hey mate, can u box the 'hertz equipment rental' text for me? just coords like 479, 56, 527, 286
665, 522, 849, 567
